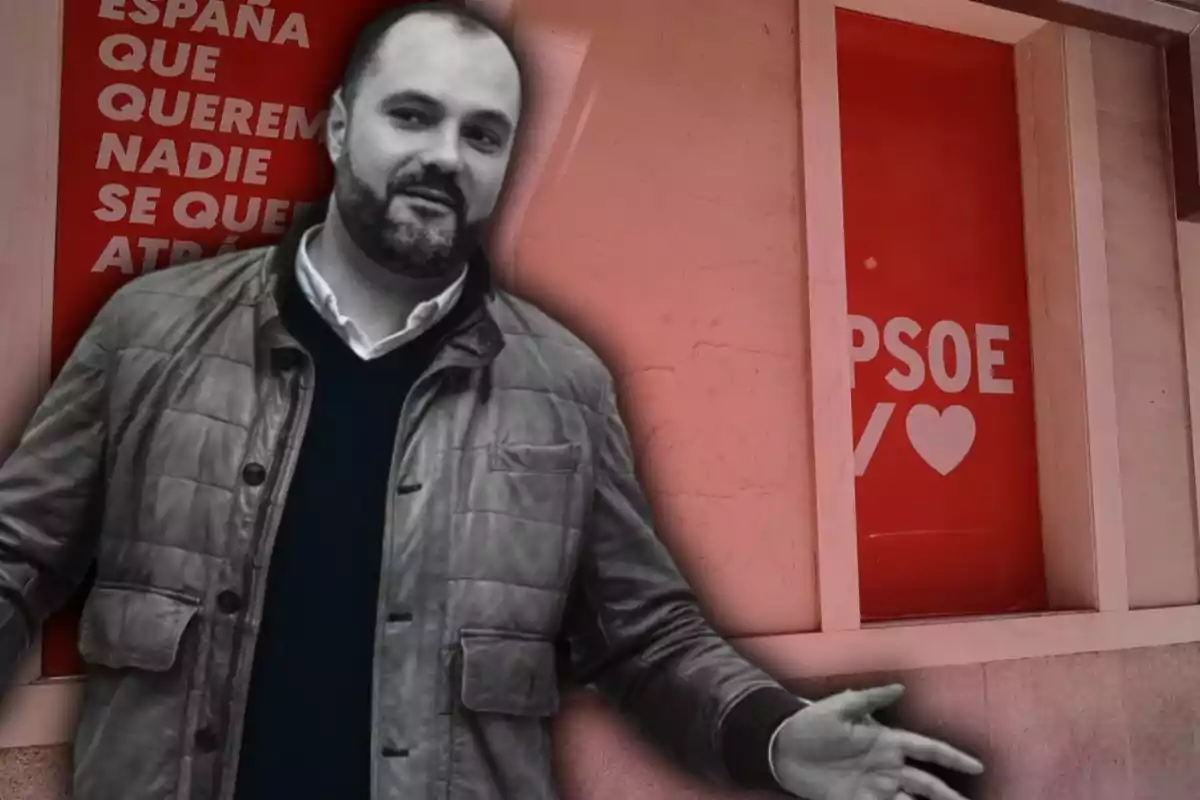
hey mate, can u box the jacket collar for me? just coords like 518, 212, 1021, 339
255, 194, 504, 367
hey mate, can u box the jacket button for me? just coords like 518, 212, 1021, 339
241, 463, 267, 486
194, 727, 220, 753
216, 590, 242, 614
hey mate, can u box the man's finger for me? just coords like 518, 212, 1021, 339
836, 683, 906, 718
899, 765, 971, 800
894, 794, 916, 800
890, 729, 984, 774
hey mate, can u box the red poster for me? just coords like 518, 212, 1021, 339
45, 0, 428, 676
837, 10, 1048, 621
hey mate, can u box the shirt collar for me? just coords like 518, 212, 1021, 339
293, 223, 468, 361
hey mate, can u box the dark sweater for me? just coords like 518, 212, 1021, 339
232, 280, 469, 800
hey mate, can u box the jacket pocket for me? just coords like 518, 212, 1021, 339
488, 442, 581, 475
77, 584, 200, 671
458, 629, 559, 717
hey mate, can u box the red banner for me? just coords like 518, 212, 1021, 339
837, 10, 1048, 621
45, 0, 428, 676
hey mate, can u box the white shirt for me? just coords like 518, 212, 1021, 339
294, 224, 468, 361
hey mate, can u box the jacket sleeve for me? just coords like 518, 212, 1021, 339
0, 298, 118, 690
560, 376, 804, 790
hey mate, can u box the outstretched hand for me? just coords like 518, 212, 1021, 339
770, 684, 984, 800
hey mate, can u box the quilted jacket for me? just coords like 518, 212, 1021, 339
0, 201, 799, 799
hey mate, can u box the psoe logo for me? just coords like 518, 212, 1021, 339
849, 315, 1014, 477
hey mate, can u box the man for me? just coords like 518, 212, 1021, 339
0, 4, 984, 799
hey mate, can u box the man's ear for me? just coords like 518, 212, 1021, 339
326, 90, 349, 165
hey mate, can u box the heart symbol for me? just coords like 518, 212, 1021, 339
905, 405, 976, 475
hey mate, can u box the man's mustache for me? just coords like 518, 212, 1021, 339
387, 171, 466, 216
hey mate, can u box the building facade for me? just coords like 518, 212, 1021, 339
1, 0, 1198, 797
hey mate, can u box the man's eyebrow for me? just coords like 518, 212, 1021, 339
379, 89, 442, 108
471, 109, 513, 133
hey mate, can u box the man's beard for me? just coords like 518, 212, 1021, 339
332, 153, 485, 280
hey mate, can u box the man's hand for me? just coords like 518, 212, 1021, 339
770, 684, 984, 800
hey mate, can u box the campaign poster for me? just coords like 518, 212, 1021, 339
837, 10, 1048, 621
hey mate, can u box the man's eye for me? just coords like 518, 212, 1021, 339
390, 109, 430, 126
464, 125, 503, 152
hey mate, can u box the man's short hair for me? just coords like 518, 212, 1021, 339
337, 2, 524, 112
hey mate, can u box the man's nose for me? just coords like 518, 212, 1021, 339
422, 124, 465, 172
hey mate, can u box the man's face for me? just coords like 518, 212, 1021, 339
328, 13, 521, 278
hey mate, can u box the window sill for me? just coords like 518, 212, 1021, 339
732, 604, 1200, 680
0, 677, 83, 749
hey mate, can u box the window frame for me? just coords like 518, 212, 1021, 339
731, 0, 1200, 684
0, 0, 68, 750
